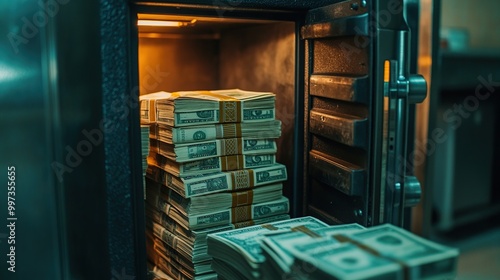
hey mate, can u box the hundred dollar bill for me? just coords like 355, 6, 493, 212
335, 224, 459, 280
188, 196, 289, 230
149, 164, 287, 198
260, 223, 366, 276
147, 199, 289, 247
207, 217, 329, 268
140, 89, 276, 127
155, 120, 281, 144
290, 240, 403, 280
150, 152, 277, 178
147, 182, 290, 232
147, 204, 235, 248
157, 108, 276, 127
146, 181, 285, 236
156, 137, 277, 163
154, 194, 289, 231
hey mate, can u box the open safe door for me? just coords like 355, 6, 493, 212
301, 0, 427, 227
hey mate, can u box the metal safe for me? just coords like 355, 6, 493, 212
0, 0, 427, 279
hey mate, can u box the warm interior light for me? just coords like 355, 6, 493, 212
137, 19, 197, 27
137, 20, 182, 27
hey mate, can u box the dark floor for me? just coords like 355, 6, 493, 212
431, 217, 500, 279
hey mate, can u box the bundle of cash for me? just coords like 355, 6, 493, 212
150, 152, 277, 178
333, 224, 460, 280
153, 137, 277, 163
153, 120, 282, 144
148, 163, 287, 198
290, 240, 404, 280
151, 248, 218, 280
254, 223, 459, 280
146, 178, 284, 216
144, 176, 291, 278
207, 216, 329, 279
146, 204, 291, 264
141, 91, 171, 124
148, 263, 176, 280
260, 223, 366, 279
140, 89, 276, 126
146, 202, 290, 279
148, 186, 289, 230
207, 219, 460, 280
141, 88, 290, 279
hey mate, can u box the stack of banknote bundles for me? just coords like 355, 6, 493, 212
207, 218, 459, 280
140, 89, 290, 279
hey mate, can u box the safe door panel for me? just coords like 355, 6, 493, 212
303, 0, 424, 227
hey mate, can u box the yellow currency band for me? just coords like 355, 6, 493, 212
262, 224, 279, 231
220, 138, 243, 156
333, 234, 410, 275
149, 100, 157, 122
220, 123, 243, 138
172, 91, 242, 123
231, 205, 252, 223
291, 225, 322, 238
221, 155, 244, 171
231, 169, 255, 190
231, 189, 254, 208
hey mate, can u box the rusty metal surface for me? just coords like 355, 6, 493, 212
310, 74, 369, 103
218, 22, 296, 199
309, 150, 366, 196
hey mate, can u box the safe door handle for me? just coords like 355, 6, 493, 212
384, 29, 427, 226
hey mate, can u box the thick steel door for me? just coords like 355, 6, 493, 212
302, 0, 426, 227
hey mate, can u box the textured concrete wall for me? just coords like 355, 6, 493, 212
218, 22, 296, 199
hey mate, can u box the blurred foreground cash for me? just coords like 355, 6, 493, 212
208, 222, 459, 280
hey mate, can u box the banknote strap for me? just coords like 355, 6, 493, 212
291, 225, 322, 238
262, 224, 279, 231
333, 234, 410, 276
231, 205, 252, 223
231, 190, 254, 208
148, 100, 157, 122
172, 91, 242, 123
221, 155, 244, 171
231, 169, 255, 190
221, 138, 243, 156
219, 123, 243, 138
220, 99, 241, 123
